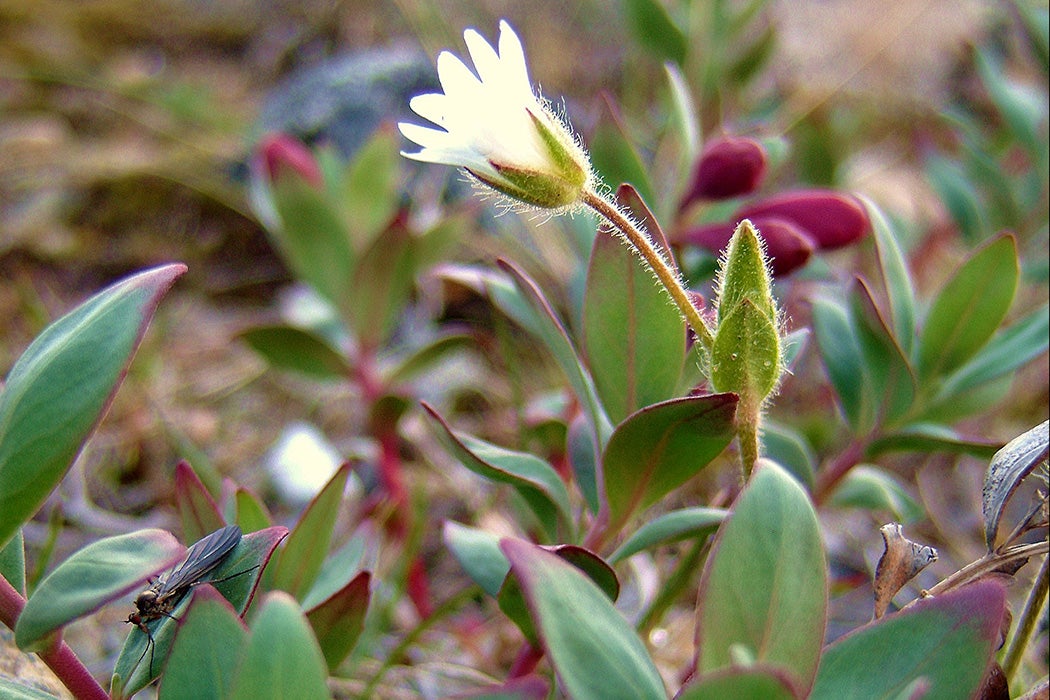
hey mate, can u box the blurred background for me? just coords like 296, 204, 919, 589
0, 0, 1046, 689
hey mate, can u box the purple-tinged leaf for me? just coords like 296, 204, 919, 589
0, 264, 185, 550
501, 538, 666, 700
810, 581, 1006, 700
113, 526, 287, 695
604, 394, 736, 531
15, 529, 184, 651
305, 570, 370, 671
174, 461, 225, 544
425, 404, 572, 541
849, 279, 916, 427
584, 189, 686, 424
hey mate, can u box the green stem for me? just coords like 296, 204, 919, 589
1001, 553, 1049, 680
736, 400, 761, 482
636, 536, 709, 634
583, 190, 714, 353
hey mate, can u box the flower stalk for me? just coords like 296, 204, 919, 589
582, 189, 715, 352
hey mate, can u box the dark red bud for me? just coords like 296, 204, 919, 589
677, 216, 816, 276
735, 189, 869, 249
681, 136, 767, 207
257, 132, 323, 188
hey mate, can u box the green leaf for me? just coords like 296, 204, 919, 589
383, 333, 475, 385
810, 581, 1006, 700
760, 422, 816, 488
444, 521, 510, 597
492, 260, 613, 447
919, 235, 1020, 379
268, 175, 355, 308
305, 570, 370, 671
664, 63, 699, 164
935, 303, 1049, 397
159, 586, 247, 700
623, 0, 687, 64
425, 405, 572, 541
230, 592, 330, 700
975, 48, 1048, 163
239, 325, 350, 380
862, 197, 916, 355
849, 279, 916, 427
0, 529, 26, 595
811, 296, 869, 432
583, 215, 685, 424
341, 127, 401, 251
609, 507, 726, 564
450, 676, 550, 700
925, 153, 986, 244
589, 107, 657, 209
0, 678, 61, 700
696, 461, 827, 694
868, 424, 999, 460
0, 264, 185, 550
828, 465, 924, 523
568, 414, 601, 514
500, 539, 666, 700
300, 536, 365, 611
677, 666, 799, 700
174, 461, 225, 545
234, 488, 274, 534
603, 394, 736, 531
346, 221, 417, 349
15, 529, 183, 651
271, 464, 351, 599
114, 527, 287, 695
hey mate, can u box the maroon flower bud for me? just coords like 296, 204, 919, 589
677, 216, 816, 276
681, 136, 767, 207
734, 189, 869, 249
256, 132, 323, 188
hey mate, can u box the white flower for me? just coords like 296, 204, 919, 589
399, 20, 592, 209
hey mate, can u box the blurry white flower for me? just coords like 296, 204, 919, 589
399, 20, 592, 209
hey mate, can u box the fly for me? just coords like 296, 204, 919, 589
126, 524, 250, 676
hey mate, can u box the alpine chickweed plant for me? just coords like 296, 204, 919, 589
0, 11, 1047, 700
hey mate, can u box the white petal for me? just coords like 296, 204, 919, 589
436, 50, 483, 100
463, 27, 502, 85
408, 93, 450, 128
497, 20, 532, 95
398, 122, 450, 150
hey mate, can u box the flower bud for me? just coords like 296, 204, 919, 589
677, 216, 816, 276
681, 136, 767, 207
734, 189, 869, 249
257, 132, 323, 188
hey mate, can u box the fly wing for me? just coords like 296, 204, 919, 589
161, 525, 243, 594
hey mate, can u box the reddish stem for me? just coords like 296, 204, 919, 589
813, 438, 868, 504
0, 576, 108, 700
508, 642, 544, 678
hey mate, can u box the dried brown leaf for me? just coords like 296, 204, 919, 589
873, 523, 938, 619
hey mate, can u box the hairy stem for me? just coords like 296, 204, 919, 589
583, 190, 714, 353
